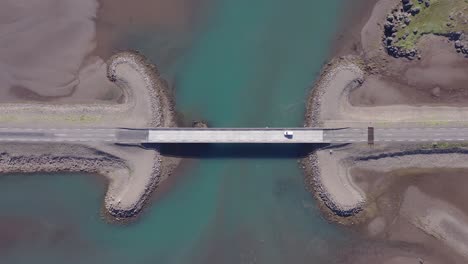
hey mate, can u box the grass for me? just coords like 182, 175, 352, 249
64, 115, 101, 123
419, 120, 451, 126
421, 141, 468, 149
0, 114, 104, 124
0, 115, 18, 122
394, 0, 468, 50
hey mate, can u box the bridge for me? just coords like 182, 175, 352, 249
0, 127, 468, 144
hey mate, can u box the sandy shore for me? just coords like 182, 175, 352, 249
0, 51, 178, 219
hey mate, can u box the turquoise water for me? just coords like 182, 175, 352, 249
0, 0, 353, 263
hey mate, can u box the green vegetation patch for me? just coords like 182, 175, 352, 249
394, 0, 468, 50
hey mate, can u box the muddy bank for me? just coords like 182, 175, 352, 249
331, 0, 379, 57
352, 35, 468, 107
303, 143, 468, 262
94, 0, 210, 59
345, 167, 468, 263
0, 0, 116, 101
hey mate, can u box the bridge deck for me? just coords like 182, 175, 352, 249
147, 129, 324, 143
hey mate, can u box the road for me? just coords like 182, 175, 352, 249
0, 128, 121, 143
324, 127, 468, 143
0, 127, 467, 144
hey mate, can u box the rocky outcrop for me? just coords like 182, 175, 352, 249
192, 120, 209, 128
448, 32, 468, 55
383, 0, 468, 59
382, 0, 428, 59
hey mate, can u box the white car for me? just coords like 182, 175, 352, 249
284, 131, 294, 138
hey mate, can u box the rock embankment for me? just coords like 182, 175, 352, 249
303, 57, 366, 219
107, 51, 165, 127
96, 51, 177, 219
304, 152, 364, 217
0, 145, 127, 175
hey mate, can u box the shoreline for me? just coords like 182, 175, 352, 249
303, 0, 468, 222
0, 51, 180, 219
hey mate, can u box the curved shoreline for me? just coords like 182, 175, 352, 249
104, 51, 179, 218
0, 51, 178, 219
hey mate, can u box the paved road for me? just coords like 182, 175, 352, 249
0, 128, 121, 143
0, 127, 468, 144
324, 127, 468, 143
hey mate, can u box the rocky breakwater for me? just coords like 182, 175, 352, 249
304, 151, 365, 218
303, 57, 367, 221
0, 51, 177, 220
88, 51, 177, 219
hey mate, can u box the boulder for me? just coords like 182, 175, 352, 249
386, 37, 394, 45
384, 22, 395, 36
431, 87, 441, 98
410, 7, 420, 15
403, 1, 414, 12
404, 17, 412, 25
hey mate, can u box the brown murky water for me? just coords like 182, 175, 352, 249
94, 0, 208, 58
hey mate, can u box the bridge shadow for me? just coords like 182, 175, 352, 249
142, 143, 330, 159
